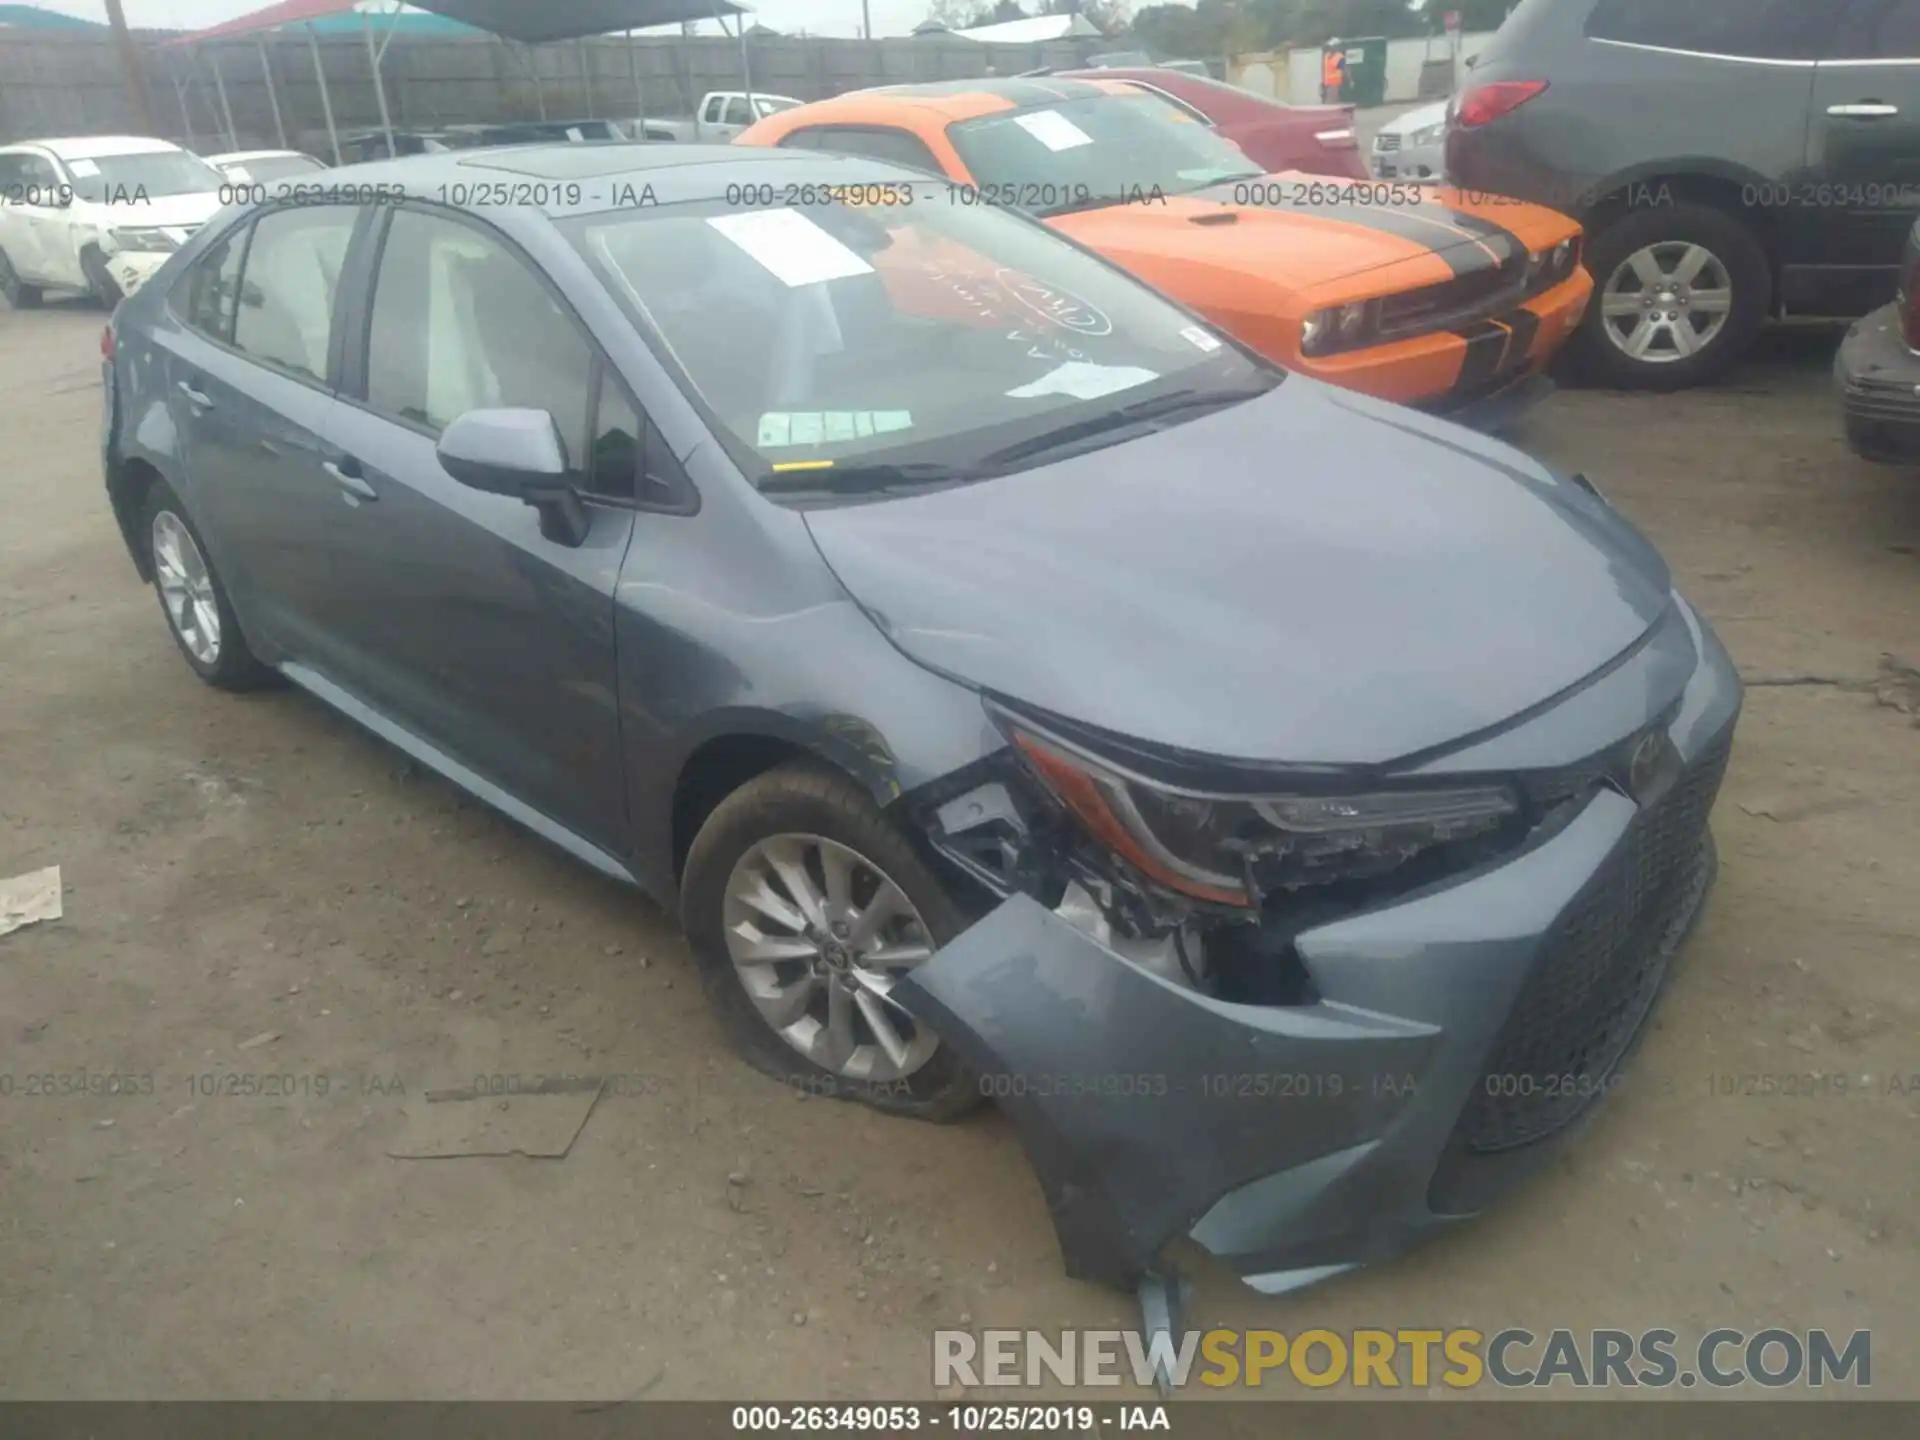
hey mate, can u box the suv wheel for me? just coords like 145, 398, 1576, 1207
0, 247, 42, 309
1575, 203, 1770, 391
143, 480, 275, 691
680, 762, 980, 1122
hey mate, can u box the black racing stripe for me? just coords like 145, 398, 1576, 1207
1191, 180, 1509, 280
1453, 319, 1513, 393
1502, 307, 1542, 365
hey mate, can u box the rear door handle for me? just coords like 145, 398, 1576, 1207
322, 458, 377, 502
176, 380, 212, 409
1827, 102, 1900, 118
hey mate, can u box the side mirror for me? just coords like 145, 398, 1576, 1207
437, 407, 589, 546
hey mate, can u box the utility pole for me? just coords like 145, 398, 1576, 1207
103, 0, 157, 133
862, 0, 872, 39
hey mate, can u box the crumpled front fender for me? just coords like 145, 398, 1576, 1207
894, 894, 1437, 1291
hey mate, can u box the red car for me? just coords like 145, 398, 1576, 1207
1048, 67, 1368, 181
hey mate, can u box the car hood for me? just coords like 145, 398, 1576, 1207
85, 190, 224, 230
1380, 101, 1451, 137
1045, 174, 1539, 295
803, 380, 1673, 767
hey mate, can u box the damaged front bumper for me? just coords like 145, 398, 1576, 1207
897, 612, 1741, 1297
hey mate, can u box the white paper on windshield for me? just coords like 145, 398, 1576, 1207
758, 411, 912, 446
1013, 110, 1094, 153
1006, 362, 1160, 402
68, 158, 100, 178
707, 208, 875, 288
1180, 325, 1223, 353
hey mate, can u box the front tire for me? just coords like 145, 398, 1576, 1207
680, 762, 980, 1121
0, 246, 42, 309
82, 247, 124, 310
1573, 202, 1770, 391
142, 480, 275, 691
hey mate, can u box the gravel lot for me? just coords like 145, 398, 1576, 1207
1, 298, 1916, 1401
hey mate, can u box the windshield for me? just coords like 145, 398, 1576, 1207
567, 183, 1275, 495
947, 93, 1264, 217
66, 150, 223, 202
220, 154, 325, 183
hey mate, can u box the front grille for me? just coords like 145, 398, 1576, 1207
1375, 133, 1402, 152
1455, 731, 1732, 1154
1378, 253, 1528, 337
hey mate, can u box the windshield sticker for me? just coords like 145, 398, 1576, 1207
1013, 110, 1095, 153
1006, 362, 1160, 402
1180, 325, 1223, 352
996, 270, 1112, 336
68, 158, 101, 178
707, 208, 875, 288
758, 411, 914, 446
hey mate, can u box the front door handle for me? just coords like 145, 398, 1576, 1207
1827, 102, 1900, 118
176, 380, 212, 409
322, 458, 377, 502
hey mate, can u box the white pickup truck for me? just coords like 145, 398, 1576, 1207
632, 91, 803, 144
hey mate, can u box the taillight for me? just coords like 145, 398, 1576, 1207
1454, 80, 1548, 128
100, 324, 115, 360
1901, 281, 1919, 352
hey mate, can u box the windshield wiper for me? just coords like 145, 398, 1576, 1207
977, 381, 1277, 470
757, 461, 979, 496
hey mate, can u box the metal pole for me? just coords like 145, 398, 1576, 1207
862, 0, 872, 40
529, 46, 548, 119
577, 38, 594, 118
626, 28, 646, 129
102, 0, 156, 133
258, 38, 288, 150
207, 46, 240, 151
307, 24, 342, 165
169, 54, 197, 151
361, 8, 396, 157
715, 4, 753, 105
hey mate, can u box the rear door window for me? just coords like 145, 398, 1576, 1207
230, 204, 356, 383
1586, 0, 1839, 60
723, 97, 755, 127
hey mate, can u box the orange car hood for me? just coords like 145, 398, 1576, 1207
1046, 176, 1544, 300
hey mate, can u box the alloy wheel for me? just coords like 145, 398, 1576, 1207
721, 833, 940, 1082
1599, 242, 1734, 364
151, 510, 222, 666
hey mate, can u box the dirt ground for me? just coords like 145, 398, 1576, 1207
1, 299, 1917, 1402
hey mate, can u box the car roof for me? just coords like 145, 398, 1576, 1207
325, 143, 918, 216
838, 76, 1122, 119
208, 149, 312, 163
9, 135, 183, 160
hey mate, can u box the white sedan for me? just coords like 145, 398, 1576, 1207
1370, 99, 1449, 182
206, 149, 329, 185
0, 136, 224, 307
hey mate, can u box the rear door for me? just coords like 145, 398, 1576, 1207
314, 204, 638, 854
1808, 0, 1920, 309
160, 204, 363, 660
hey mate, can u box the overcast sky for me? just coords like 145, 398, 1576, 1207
29, 0, 1162, 41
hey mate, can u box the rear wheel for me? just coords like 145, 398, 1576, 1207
1573, 203, 1770, 391
680, 762, 980, 1121
0, 246, 42, 309
142, 480, 274, 691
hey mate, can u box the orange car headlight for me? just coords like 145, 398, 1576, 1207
1301, 299, 1378, 357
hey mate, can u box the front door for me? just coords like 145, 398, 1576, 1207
315, 205, 637, 855
1807, 0, 1920, 311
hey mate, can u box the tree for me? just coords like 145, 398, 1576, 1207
1041, 0, 1133, 34
1418, 0, 1518, 31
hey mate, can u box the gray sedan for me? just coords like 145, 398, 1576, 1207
100, 143, 1740, 1300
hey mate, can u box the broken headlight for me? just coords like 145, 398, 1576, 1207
1012, 728, 1517, 908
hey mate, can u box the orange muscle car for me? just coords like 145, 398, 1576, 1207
737, 78, 1594, 425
